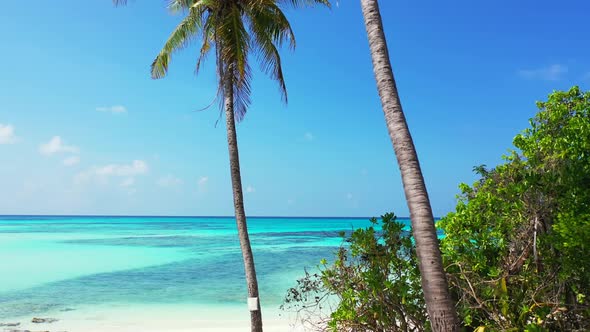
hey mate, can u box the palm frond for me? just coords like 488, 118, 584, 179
257, 38, 288, 103
167, 0, 193, 13
247, 1, 296, 49
218, 4, 252, 121
151, 3, 208, 79
195, 21, 214, 74
245, 2, 293, 103
232, 67, 253, 122
125, 0, 317, 121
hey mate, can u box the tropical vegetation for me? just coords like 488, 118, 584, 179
283, 213, 428, 332
440, 86, 590, 331
284, 87, 590, 331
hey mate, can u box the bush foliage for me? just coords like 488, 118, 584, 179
283, 213, 427, 332
440, 86, 590, 331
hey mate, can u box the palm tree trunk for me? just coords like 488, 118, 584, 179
359, 0, 459, 330
223, 74, 264, 332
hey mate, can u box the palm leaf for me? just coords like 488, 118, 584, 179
151, 3, 208, 79
195, 14, 217, 74
216, 4, 252, 121
245, 2, 294, 102
167, 0, 194, 13
122, 0, 329, 120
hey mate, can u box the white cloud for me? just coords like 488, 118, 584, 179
197, 176, 209, 192
95, 160, 148, 177
120, 177, 135, 187
63, 156, 80, 166
75, 160, 148, 185
157, 175, 183, 187
303, 132, 314, 141
96, 105, 127, 114
0, 124, 17, 144
39, 136, 79, 156
246, 185, 255, 193
120, 177, 137, 195
346, 193, 360, 208
518, 64, 567, 81
198, 176, 209, 186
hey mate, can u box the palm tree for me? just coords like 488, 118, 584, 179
359, 0, 459, 330
114, 1, 329, 331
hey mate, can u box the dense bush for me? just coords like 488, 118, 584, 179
439, 86, 590, 331
284, 87, 590, 331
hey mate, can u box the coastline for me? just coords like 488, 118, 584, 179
1, 303, 305, 332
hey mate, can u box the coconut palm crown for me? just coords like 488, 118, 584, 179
116, 0, 330, 121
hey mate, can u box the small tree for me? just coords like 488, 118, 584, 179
283, 213, 429, 332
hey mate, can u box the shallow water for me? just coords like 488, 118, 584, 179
0, 216, 409, 320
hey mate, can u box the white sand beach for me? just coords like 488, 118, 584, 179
2, 303, 307, 332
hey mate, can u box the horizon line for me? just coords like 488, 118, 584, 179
0, 214, 416, 219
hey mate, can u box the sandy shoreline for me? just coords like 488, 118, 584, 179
1, 303, 307, 332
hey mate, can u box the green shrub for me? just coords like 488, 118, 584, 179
439, 86, 590, 331
283, 213, 428, 332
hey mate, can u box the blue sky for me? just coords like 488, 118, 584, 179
1, 0, 589, 217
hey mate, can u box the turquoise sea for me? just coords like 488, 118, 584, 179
0, 216, 410, 322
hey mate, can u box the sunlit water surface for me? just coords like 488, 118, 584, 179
0, 216, 411, 320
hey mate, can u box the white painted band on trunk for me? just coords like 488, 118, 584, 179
248, 297, 259, 311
